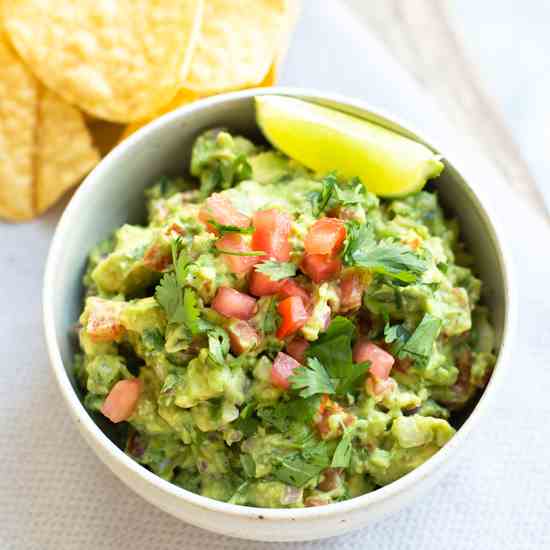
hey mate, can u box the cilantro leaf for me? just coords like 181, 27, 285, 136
306, 316, 370, 394
343, 221, 427, 283
310, 172, 338, 216
289, 357, 336, 398
272, 454, 326, 488
257, 296, 280, 335
255, 260, 297, 281
336, 361, 370, 395
154, 276, 205, 335
155, 273, 185, 323
181, 288, 201, 335
257, 396, 321, 432
333, 177, 365, 206
331, 429, 354, 468
384, 322, 411, 352
208, 220, 254, 235
171, 237, 191, 286
306, 316, 355, 379
398, 313, 442, 368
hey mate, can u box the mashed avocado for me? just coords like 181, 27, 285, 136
75, 129, 496, 508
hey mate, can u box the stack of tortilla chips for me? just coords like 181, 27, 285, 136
0, 0, 299, 221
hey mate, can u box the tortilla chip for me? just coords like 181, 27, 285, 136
181, 0, 287, 94
35, 88, 100, 215
0, 30, 37, 221
4, 0, 203, 122
0, 29, 99, 221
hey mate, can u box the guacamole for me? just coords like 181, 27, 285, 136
74, 129, 496, 508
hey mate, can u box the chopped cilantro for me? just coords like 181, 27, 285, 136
255, 260, 297, 281
306, 316, 370, 394
155, 273, 185, 324
384, 322, 411, 349
343, 221, 427, 283
398, 314, 442, 368
331, 429, 354, 468
289, 358, 336, 398
208, 220, 254, 235
306, 316, 355, 378
310, 172, 338, 216
273, 454, 326, 487
171, 237, 191, 286
182, 288, 201, 335
259, 297, 280, 335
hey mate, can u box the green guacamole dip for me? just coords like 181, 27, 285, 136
74, 129, 496, 508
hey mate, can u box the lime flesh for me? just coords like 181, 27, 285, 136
255, 96, 444, 197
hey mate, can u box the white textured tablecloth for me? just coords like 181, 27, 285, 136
1, 2, 549, 549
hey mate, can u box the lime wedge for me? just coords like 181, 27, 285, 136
255, 96, 444, 197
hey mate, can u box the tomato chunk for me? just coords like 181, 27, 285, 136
339, 272, 364, 311
143, 243, 171, 272
86, 298, 125, 342
215, 233, 260, 274
199, 193, 250, 233
353, 340, 395, 379
227, 320, 260, 355
277, 296, 309, 338
271, 352, 301, 390
285, 337, 309, 363
251, 209, 292, 261
249, 269, 284, 296
304, 218, 346, 255
101, 379, 141, 423
278, 279, 310, 305
212, 287, 257, 320
301, 254, 342, 283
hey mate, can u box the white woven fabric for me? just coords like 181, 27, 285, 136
1, 2, 549, 548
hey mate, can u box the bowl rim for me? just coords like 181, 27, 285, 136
43, 86, 516, 521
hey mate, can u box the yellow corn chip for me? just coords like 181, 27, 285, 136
35, 89, 100, 215
0, 30, 37, 221
4, 0, 203, 123
0, 30, 99, 221
182, 0, 287, 94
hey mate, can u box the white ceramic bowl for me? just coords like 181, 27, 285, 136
43, 88, 514, 542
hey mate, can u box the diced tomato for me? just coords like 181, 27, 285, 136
143, 243, 171, 272
276, 296, 309, 338
199, 193, 250, 233
211, 287, 257, 320
301, 254, 342, 283
285, 337, 309, 364
251, 209, 292, 261
339, 272, 364, 311
271, 352, 301, 390
86, 298, 125, 342
353, 340, 395, 379
227, 320, 260, 355
100, 379, 141, 423
304, 218, 346, 255
278, 279, 310, 305
215, 233, 260, 274
249, 270, 284, 296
